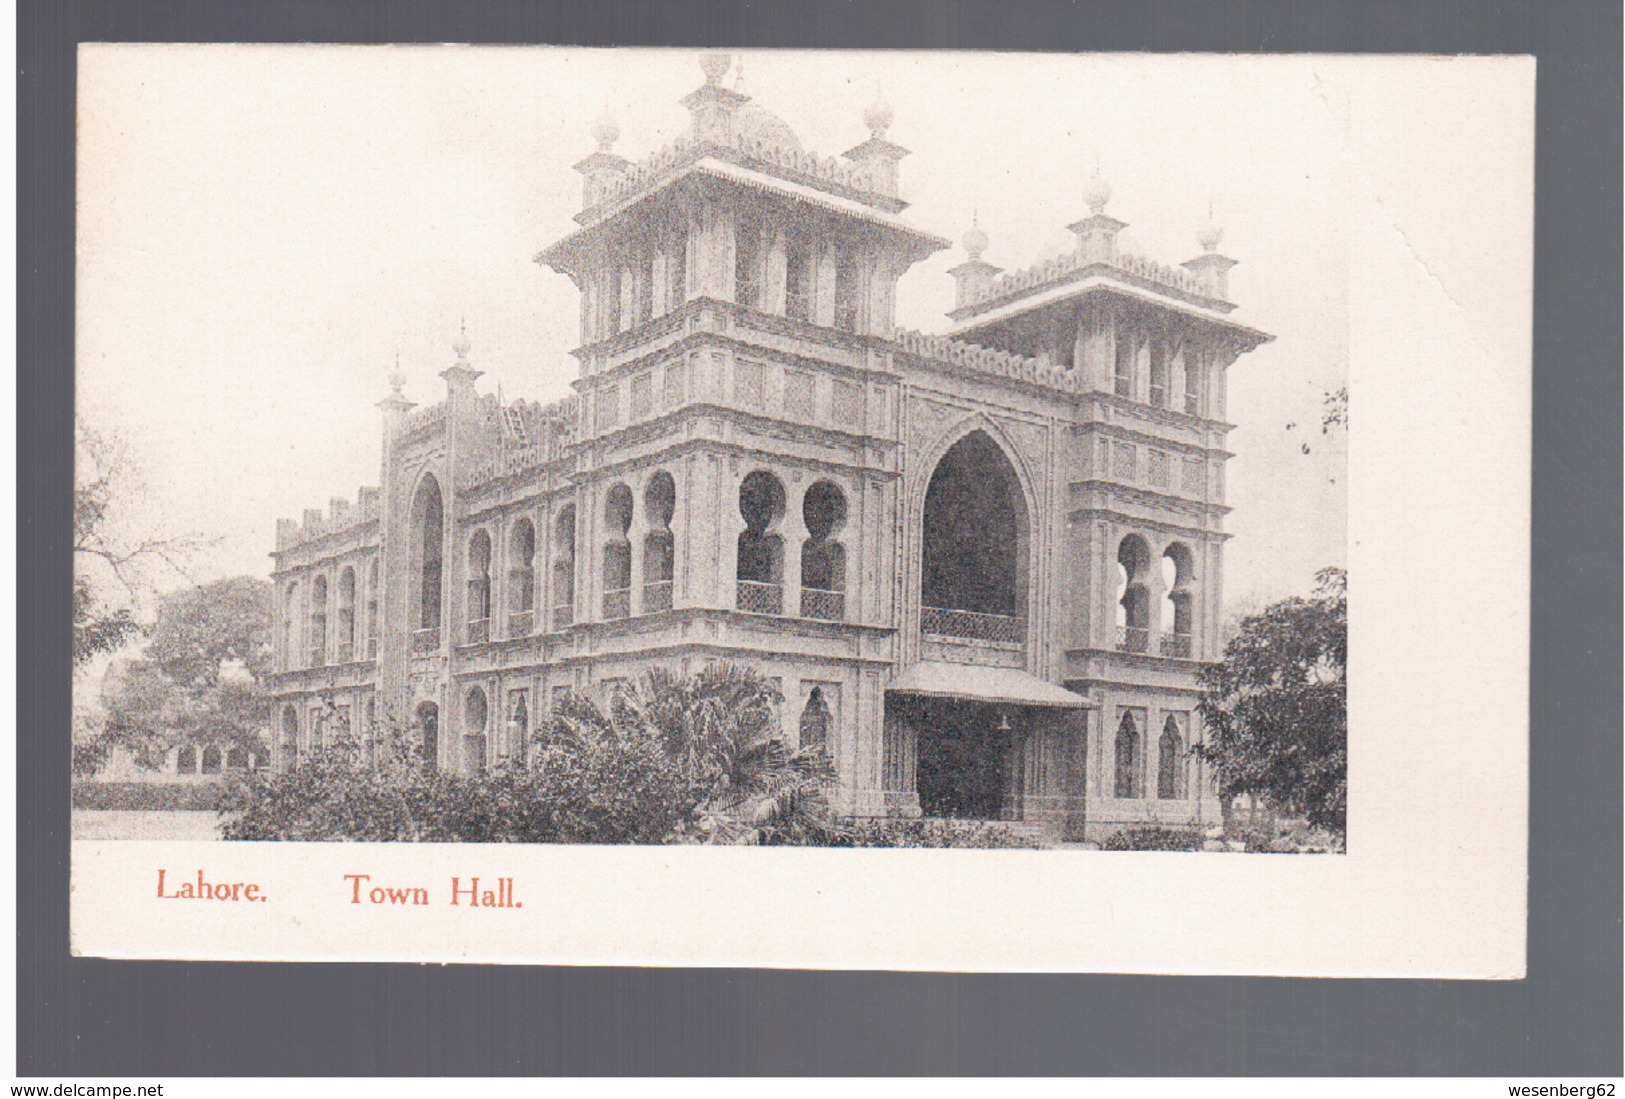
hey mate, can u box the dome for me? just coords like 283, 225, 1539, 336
1198, 221, 1224, 252
590, 110, 620, 151
962, 225, 989, 258
733, 102, 803, 153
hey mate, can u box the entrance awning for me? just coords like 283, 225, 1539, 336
887, 662, 1093, 709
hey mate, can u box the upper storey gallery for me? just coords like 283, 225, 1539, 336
536, 51, 1270, 413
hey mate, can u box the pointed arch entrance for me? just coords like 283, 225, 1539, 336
919, 428, 1030, 641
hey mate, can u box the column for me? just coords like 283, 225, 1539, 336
782, 477, 806, 619
881, 711, 920, 817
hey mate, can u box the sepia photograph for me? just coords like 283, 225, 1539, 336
68, 46, 1525, 973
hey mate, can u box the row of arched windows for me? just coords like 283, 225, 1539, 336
175, 744, 259, 774
1113, 323, 1208, 416
735, 471, 848, 620
283, 557, 380, 670
1115, 534, 1197, 657
1113, 711, 1192, 800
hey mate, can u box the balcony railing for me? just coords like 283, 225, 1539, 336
308, 644, 326, 667
1159, 632, 1192, 659
643, 580, 673, 613
736, 580, 783, 616
1116, 625, 1149, 654
466, 617, 489, 645
800, 587, 845, 622
921, 606, 1025, 643
508, 610, 533, 638
336, 641, 354, 664
411, 627, 440, 654
603, 587, 631, 621
553, 604, 574, 630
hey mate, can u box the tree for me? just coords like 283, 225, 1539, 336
91, 576, 274, 773
1197, 568, 1347, 833
73, 418, 207, 666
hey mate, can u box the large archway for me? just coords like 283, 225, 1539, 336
920, 428, 1030, 636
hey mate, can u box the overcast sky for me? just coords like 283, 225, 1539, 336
79, 46, 1355, 615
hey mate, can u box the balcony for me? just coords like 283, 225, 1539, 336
466, 617, 490, 645
643, 580, 673, 613
921, 606, 1025, 644
508, 610, 533, 638
800, 587, 845, 622
411, 627, 440, 654
553, 604, 574, 630
1116, 625, 1149, 654
336, 641, 354, 664
366, 636, 378, 660
308, 644, 327, 667
736, 580, 783, 616
1159, 632, 1193, 659
603, 587, 631, 621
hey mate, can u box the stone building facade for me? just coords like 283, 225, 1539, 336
267, 55, 1272, 841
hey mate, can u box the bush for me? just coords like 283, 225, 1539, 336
843, 818, 1045, 849
73, 781, 229, 812
1102, 826, 1205, 852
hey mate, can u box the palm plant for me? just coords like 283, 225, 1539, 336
545, 663, 847, 846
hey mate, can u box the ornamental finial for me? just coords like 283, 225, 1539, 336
962, 210, 988, 259
452, 318, 471, 361
1198, 198, 1224, 252
864, 81, 894, 139
388, 353, 406, 395
1084, 159, 1112, 215
700, 52, 732, 86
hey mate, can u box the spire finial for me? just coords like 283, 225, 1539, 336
590, 100, 619, 152
700, 52, 732, 86
863, 79, 895, 139
388, 352, 406, 395
1084, 158, 1112, 215
733, 54, 747, 93
962, 209, 988, 259
1198, 197, 1224, 252
453, 318, 471, 361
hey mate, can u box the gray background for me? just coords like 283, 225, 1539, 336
18, 0, 1622, 1076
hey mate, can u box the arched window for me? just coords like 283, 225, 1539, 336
1158, 714, 1186, 799
176, 745, 198, 774
507, 519, 536, 636
833, 250, 860, 333
784, 232, 812, 322
201, 745, 222, 775
410, 475, 445, 649
415, 701, 440, 771
736, 471, 785, 615
466, 529, 492, 643
506, 690, 529, 765
309, 575, 329, 666
801, 480, 847, 621
1149, 333, 1171, 408
799, 687, 831, 750
602, 484, 634, 620
1114, 325, 1140, 399
921, 430, 1028, 642
280, 707, 299, 769
1114, 711, 1141, 798
665, 227, 688, 314
337, 566, 357, 662
309, 706, 326, 752
1160, 543, 1196, 658
642, 472, 676, 613
225, 746, 248, 770
365, 557, 379, 659
463, 688, 489, 775
282, 581, 300, 669
1184, 350, 1205, 415
1116, 535, 1151, 653
552, 504, 577, 629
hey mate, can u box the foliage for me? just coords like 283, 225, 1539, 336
222, 664, 844, 846
86, 577, 273, 774
73, 419, 206, 667
1197, 568, 1347, 833
1101, 826, 1205, 852
842, 818, 1044, 849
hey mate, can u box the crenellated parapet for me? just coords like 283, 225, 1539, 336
457, 394, 580, 489
893, 328, 1080, 394
275, 485, 383, 551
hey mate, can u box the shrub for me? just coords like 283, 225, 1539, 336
843, 818, 1045, 849
1102, 826, 1206, 852
73, 781, 229, 812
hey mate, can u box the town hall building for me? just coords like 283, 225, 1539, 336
266, 54, 1273, 841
